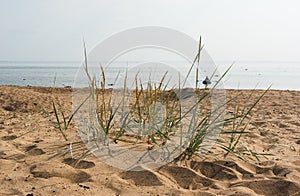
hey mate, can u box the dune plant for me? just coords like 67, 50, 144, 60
51, 96, 89, 141
59, 39, 271, 165
112, 72, 182, 145
49, 69, 90, 142
48, 87, 91, 162
218, 87, 273, 162
48, 101, 92, 165
183, 87, 271, 161
89, 70, 181, 148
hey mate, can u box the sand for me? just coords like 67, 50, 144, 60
0, 85, 299, 196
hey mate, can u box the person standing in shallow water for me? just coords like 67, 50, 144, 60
202, 76, 211, 89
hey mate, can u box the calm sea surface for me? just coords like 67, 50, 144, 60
0, 61, 299, 90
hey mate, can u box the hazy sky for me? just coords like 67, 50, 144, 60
0, 0, 299, 61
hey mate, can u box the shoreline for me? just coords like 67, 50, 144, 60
1, 84, 300, 92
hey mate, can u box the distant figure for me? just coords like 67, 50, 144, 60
202, 76, 211, 89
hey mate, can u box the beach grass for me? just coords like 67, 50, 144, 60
50, 41, 271, 166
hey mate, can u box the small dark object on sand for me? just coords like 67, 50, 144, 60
202, 76, 211, 89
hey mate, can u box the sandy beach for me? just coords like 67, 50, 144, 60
0, 85, 299, 196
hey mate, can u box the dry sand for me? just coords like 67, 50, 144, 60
0, 85, 299, 196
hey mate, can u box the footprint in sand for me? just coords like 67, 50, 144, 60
119, 170, 163, 186
25, 144, 45, 156
62, 158, 95, 169
190, 161, 239, 181
159, 166, 213, 190
272, 165, 291, 177
230, 179, 300, 196
30, 162, 92, 183
212, 160, 256, 179
1, 135, 17, 141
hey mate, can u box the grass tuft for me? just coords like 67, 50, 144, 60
52, 38, 271, 165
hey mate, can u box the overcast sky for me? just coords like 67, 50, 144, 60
0, 0, 299, 62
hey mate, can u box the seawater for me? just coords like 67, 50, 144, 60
0, 61, 299, 90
